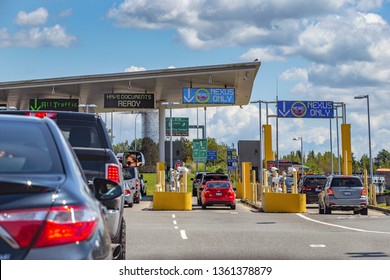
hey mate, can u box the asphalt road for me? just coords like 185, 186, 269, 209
123, 197, 390, 260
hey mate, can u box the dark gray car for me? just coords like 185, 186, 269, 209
318, 175, 368, 215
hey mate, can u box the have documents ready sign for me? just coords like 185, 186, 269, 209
104, 93, 155, 109
182, 88, 235, 104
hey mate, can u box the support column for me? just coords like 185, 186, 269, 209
159, 107, 165, 163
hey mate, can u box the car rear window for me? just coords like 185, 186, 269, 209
331, 178, 362, 187
207, 182, 231, 188
0, 121, 63, 173
304, 177, 326, 186
203, 174, 229, 182
56, 119, 102, 148
123, 167, 136, 180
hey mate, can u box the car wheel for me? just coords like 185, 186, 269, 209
128, 202, 133, 208
318, 203, 324, 214
113, 218, 126, 260
230, 204, 236, 210
118, 218, 126, 260
202, 203, 206, 209
353, 210, 360, 215
197, 197, 201, 206
360, 207, 368, 215
325, 204, 331, 214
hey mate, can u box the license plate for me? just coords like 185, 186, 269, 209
216, 192, 222, 196
344, 191, 351, 196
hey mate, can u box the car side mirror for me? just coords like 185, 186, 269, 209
92, 178, 123, 201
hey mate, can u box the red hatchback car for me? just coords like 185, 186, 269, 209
201, 180, 236, 210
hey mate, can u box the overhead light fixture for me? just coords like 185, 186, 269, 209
243, 72, 249, 81
208, 75, 213, 84
128, 81, 132, 89
51, 86, 55, 95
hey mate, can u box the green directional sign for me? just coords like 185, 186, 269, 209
166, 117, 189, 136
193, 139, 207, 163
29, 98, 79, 112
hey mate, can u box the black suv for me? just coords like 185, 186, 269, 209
298, 174, 328, 204
0, 110, 126, 259
191, 171, 213, 196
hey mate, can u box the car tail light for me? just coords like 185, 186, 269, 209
302, 186, 311, 191
0, 206, 98, 248
125, 189, 131, 195
106, 164, 120, 183
25, 112, 57, 119
361, 188, 367, 197
136, 179, 139, 188
327, 188, 334, 196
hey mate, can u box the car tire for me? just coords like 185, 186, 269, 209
197, 197, 201, 206
325, 204, 332, 214
318, 204, 324, 214
230, 204, 236, 210
360, 207, 368, 215
202, 203, 206, 209
128, 202, 133, 208
114, 218, 126, 260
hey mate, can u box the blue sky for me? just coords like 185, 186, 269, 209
1, 0, 390, 161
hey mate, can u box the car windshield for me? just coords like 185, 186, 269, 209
331, 177, 362, 187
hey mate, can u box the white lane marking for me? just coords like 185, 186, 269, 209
310, 244, 326, 248
231, 212, 238, 215
174, 226, 178, 230
172, 214, 175, 219
173, 220, 177, 225
297, 214, 390, 235
180, 230, 188, 240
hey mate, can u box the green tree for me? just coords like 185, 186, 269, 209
139, 137, 159, 173
374, 149, 390, 168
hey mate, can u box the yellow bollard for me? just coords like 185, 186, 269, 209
293, 170, 298, 194
363, 169, 368, 201
242, 162, 251, 200
371, 184, 377, 206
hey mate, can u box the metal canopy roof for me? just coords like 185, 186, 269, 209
0, 61, 261, 112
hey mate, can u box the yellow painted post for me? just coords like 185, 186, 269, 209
182, 169, 187, 193
341, 124, 352, 175
263, 124, 273, 168
282, 171, 287, 193
242, 162, 251, 200
364, 169, 368, 198
293, 170, 298, 194
156, 162, 165, 191
251, 170, 257, 203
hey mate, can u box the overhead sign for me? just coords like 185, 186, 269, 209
182, 88, 235, 104
207, 150, 217, 160
104, 93, 154, 109
29, 98, 79, 111
193, 139, 207, 163
166, 117, 189, 136
277, 101, 334, 118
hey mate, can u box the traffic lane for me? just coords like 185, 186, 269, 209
123, 198, 390, 259
304, 207, 390, 234
181, 204, 390, 259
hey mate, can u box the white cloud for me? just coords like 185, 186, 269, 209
124, 66, 147, 72
13, 25, 76, 48
16, 7, 48, 26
